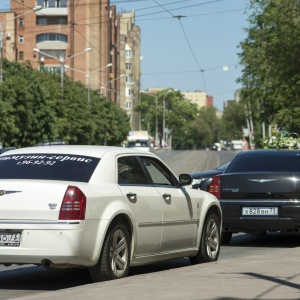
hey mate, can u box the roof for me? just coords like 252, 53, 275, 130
237, 149, 300, 157
0, 145, 154, 159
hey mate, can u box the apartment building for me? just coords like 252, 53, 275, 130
147, 89, 214, 109
0, 0, 141, 130
181, 90, 213, 109
119, 10, 141, 131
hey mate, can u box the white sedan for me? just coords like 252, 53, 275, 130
0, 145, 222, 282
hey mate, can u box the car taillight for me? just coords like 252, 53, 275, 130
59, 186, 86, 220
208, 175, 221, 199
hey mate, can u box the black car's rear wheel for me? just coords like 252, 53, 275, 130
89, 223, 130, 282
189, 212, 220, 264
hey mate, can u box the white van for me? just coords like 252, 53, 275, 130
231, 140, 243, 150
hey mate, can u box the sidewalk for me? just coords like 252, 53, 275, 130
15, 247, 300, 300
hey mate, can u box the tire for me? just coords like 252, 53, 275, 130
221, 232, 232, 245
89, 223, 130, 282
189, 212, 221, 265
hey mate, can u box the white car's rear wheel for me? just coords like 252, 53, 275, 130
89, 223, 130, 282
189, 212, 220, 264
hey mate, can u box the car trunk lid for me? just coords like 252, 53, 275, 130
0, 180, 73, 221
219, 173, 300, 200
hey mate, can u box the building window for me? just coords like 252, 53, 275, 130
126, 75, 132, 83
36, 33, 67, 43
127, 113, 132, 122
37, 16, 68, 25
36, 49, 66, 60
125, 50, 132, 58
125, 101, 132, 109
19, 18, 24, 27
37, 17, 47, 25
49, 0, 56, 7
19, 51, 24, 60
44, 65, 63, 74
125, 63, 131, 71
125, 88, 132, 97
19, 35, 24, 44
59, 0, 68, 7
37, 0, 68, 8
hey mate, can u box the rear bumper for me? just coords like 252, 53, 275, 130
0, 219, 109, 267
220, 200, 300, 233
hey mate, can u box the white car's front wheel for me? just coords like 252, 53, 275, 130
89, 223, 130, 282
189, 212, 221, 264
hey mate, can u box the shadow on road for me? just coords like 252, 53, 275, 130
226, 232, 300, 248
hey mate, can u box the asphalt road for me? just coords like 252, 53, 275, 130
1, 150, 298, 299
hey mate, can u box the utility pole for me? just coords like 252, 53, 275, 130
0, 24, 3, 83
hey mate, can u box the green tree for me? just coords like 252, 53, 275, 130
238, 0, 300, 136
0, 59, 130, 147
190, 106, 221, 149
220, 101, 247, 142
137, 89, 198, 149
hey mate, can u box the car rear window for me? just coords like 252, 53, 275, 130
0, 153, 100, 182
225, 155, 300, 173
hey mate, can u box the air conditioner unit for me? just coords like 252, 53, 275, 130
6, 33, 11, 40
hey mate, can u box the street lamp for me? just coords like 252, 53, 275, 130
102, 74, 125, 97
33, 47, 92, 95
163, 89, 173, 147
85, 63, 113, 103
0, 5, 43, 82
105, 88, 120, 104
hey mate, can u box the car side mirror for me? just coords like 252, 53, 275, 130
179, 174, 192, 186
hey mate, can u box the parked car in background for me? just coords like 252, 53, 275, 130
208, 150, 300, 244
191, 161, 231, 191
0, 146, 222, 282
231, 140, 243, 150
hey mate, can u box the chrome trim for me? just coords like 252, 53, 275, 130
139, 219, 199, 228
220, 199, 297, 204
0, 221, 80, 225
247, 179, 277, 183
0, 190, 21, 196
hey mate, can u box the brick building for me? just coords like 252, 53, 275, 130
0, 0, 141, 130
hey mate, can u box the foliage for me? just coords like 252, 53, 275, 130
219, 101, 247, 142
0, 59, 130, 147
138, 89, 198, 149
138, 90, 234, 149
238, 0, 300, 137
263, 133, 300, 149
190, 106, 221, 149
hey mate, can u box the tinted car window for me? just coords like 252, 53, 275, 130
226, 155, 300, 173
140, 156, 177, 186
216, 161, 231, 171
0, 153, 100, 182
118, 156, 148, 185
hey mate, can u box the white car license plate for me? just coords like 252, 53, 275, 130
0, 233, 21, 247
242, 207, 278, 216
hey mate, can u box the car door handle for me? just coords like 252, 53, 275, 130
126, 192, 137, 202
163, 193, 171, 201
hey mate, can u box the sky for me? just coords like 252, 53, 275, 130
0, 0, 250, 112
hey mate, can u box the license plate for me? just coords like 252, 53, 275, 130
0, 233, 21, 247
242, 207, 278, 216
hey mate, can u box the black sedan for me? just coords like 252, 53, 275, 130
208, 150, 300, 244
191, 161, 231, 191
